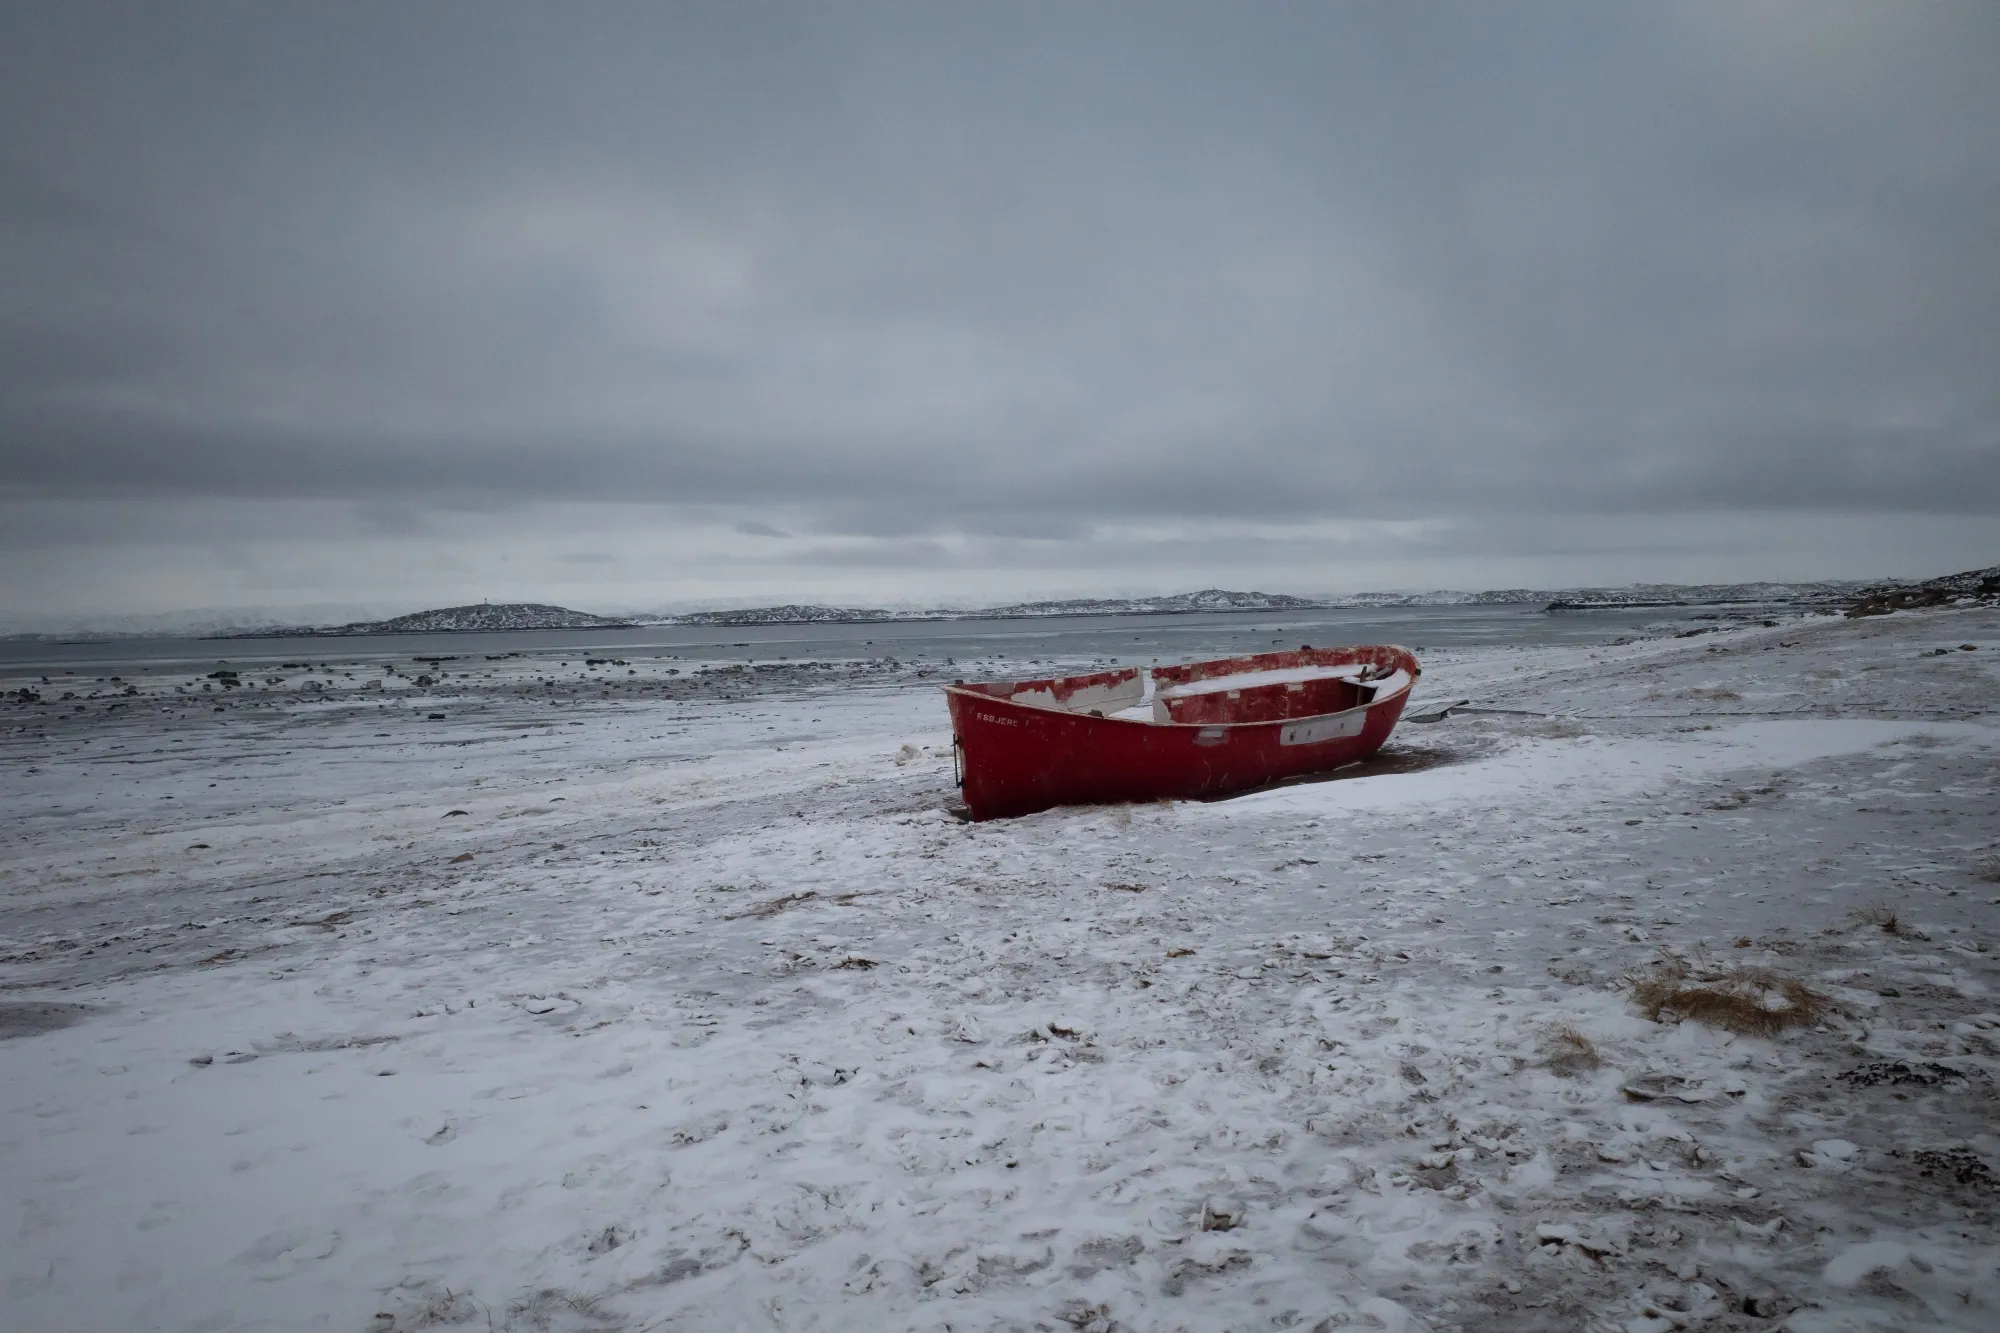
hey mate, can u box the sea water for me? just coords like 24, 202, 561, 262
0, 602, 1802, 676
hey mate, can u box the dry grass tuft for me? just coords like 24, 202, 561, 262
1708, 781, 1781, 811
725, 890, 818, 921
504, 1287, 623, 1332
1853, 903, 1903, 934
1629, 961, 1826, 1036
377, 1283, 487, 1330
1542, 1024, 1601, 1077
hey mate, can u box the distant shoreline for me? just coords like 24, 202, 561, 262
202, 603, 1425, 640
8, 572, 1923, 642
1, 596, 1820, 645
1543, 596, 1817, 612
203, 623, 642, 641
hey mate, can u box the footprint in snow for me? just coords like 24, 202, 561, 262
1356, 1297, 1427, 1333
234, 1225, 341, 1280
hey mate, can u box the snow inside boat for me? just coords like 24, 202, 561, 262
944, 645, 1420, 820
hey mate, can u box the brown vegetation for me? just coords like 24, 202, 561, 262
1629, 961, 1826, 1036
1542, 1024, 1601, 1077
1853, 903, 1903, 934
725, 889, 817, 920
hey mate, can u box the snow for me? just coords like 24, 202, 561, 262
1156, 664, 1374, 697
992, 672, 1145, 716
3, 608, 1999, 1332
1218, 718, 1988, 819
1367, 667, 1411, 697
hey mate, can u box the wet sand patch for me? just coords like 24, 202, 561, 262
0, 1001, 99, 1040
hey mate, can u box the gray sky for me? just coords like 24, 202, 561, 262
3, 1, 1996, 618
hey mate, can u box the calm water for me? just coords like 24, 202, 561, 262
0, 603, 1788, 676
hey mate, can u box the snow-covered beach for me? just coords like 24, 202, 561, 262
3, 608, 1996, 1333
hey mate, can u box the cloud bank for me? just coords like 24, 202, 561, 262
2, 2, 1995, 614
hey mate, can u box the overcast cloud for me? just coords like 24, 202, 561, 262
2, 1, 1996, 617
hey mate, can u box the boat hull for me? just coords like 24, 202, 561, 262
945, 646, 1418, 820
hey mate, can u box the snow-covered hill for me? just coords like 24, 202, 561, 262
640, 589, 1331, 626
1847, 564, 2000, 616
668, 604, 905, 627
1543, 579, 1870, 610
243, 603, 638, 637
982, 588, 1326, 617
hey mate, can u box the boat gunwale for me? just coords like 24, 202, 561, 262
941, 648, 1417, 733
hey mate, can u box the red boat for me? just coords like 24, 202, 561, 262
944, 645, 1421, 820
